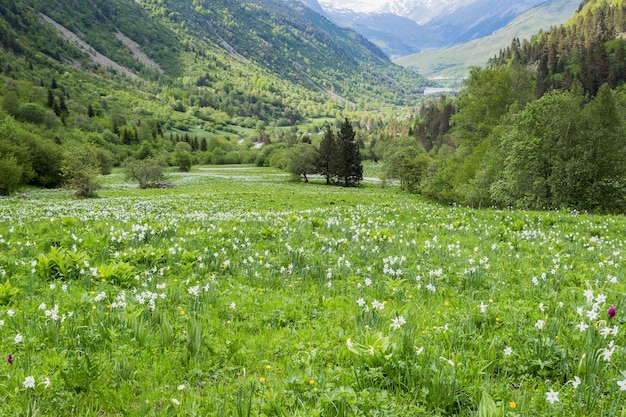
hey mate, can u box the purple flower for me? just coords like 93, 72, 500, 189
7, 354, 13, 365
608, 306, 617, 320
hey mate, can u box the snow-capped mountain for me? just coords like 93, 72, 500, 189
308, 0, 571, 58
318, 0, 473, 24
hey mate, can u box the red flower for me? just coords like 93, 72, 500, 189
7, 354, 13, 365
608, 306, 617, 320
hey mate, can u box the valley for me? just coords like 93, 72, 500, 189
2, 0, 626, 414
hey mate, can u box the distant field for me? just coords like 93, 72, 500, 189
1, 168, 625, 416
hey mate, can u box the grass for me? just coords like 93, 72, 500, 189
1, 168, 625, 416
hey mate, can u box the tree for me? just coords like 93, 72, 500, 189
174, 148, 193, 172
16, 103, 46, 124
0, 155, 24, 196
382, 138, 429, 193
286, 143, 317, 182
124, 157, 168, 189
61, 144, 102, 197
336, 119, 363, 187
316, 126, 339, 184
580, 84, 626, 212
452, 65, 534, 146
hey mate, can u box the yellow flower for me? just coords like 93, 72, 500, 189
444, 301, 449, 307
259, 377, 265, 382
265, 365, 272, 370
509, 401, 517, 408
180, 310, 185, 315
308, 379, 315, 385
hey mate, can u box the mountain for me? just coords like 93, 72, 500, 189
316, 0, 571, 58
396, 0, 581, 80
299, 0, 327, 15
0, 0, 429, 194
0, 0, 428, 118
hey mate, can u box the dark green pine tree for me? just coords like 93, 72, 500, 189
337, 119, 363, 187
316, 125, 339, 185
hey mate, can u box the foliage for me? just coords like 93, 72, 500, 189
0, 154, 24, 196
60, 144, 102, 197
382, 137, 430, 193
124, 157, 168, 189
286, 142, 318, 182
173, 149, 193, 173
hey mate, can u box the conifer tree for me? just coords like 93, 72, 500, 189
316, 125, 339, 185
336, 118, 363, 187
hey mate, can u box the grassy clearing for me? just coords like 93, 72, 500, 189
1, 169, 625, 416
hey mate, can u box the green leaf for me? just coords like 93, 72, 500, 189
478, 391, 501, 417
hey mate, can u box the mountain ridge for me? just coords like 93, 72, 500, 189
315, 0, 576, 58
395, 0, 581, 79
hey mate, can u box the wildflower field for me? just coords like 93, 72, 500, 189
1, 167, 625, 416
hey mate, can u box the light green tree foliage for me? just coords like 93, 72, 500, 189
174, 148, 193, 172
382, 137, 430, 193
422, 65, 535, 204
582, 84, 626, 212
452, 65, 535, 146
491, 84, 626, 212
61, 144, 102, 197
491, 89, 585, 209
0, 155, 24, 196
124, 157, 168, 189
268, 147, 288, 170
286, 142, 317, 182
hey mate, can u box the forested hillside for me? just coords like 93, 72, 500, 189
384, 0, 626, 213
489, 0, 626, 96
0, 0, 427, 195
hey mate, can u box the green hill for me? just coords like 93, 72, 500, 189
0, 0, 429, 194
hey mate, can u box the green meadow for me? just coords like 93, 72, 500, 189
1, 168, 625, 416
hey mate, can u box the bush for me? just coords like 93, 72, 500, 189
124, 157, 168, 189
